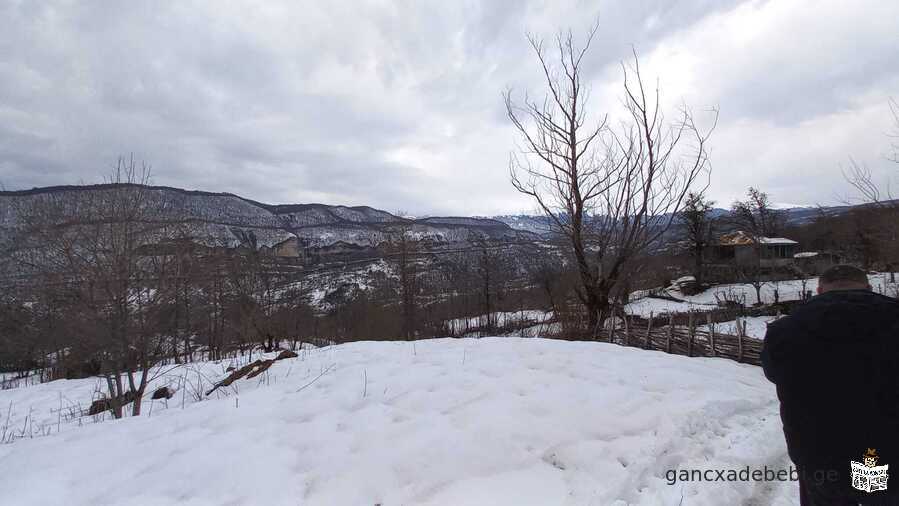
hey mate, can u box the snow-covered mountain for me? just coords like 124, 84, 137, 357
490, 214, 556, 236
2, 184, 863, 253
0, 184, 538, 252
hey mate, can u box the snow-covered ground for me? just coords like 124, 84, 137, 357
446, 310, 554, 336
625, 272, 899, 317
698, 315, 783, 339
0, 338, 795, 505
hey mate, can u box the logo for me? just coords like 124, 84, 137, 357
851, 448, 889, 493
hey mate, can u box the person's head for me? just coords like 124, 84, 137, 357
816, 264, 871, 294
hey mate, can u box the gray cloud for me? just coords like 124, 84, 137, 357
1, 0, 897, 213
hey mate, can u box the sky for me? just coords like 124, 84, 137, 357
1, 0, 898, 216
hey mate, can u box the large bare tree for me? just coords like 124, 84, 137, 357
729, 187, 785, 304
505, 23, 715, 332
841, 98, 899, 269
11, 157, 181, 417
844, 97, 899, 203
730, 187, 784, 238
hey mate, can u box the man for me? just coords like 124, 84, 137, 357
763, 265, 899, 505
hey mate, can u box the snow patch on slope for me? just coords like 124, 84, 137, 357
625, 273, 899, 317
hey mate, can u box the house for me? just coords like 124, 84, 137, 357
793, 251, 841, 275
705, 231, 799, 268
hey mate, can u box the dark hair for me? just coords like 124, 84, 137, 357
819, 264, 869, 287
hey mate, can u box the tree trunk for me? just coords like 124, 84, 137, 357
694, 249, 704, 286
105, 373, 124, 419
584, 284, 610, 333
130, 368, 149, 417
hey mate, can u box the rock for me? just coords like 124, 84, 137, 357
207, 358, 280, 395
86, 390, 135, 416
245, 359, 275, 379
151, 386, 175, 400
276, 349, 298, 360
87, 398, 110, 416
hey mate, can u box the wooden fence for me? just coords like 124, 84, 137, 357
592, 312, 764, 366
451, 306, 767, 366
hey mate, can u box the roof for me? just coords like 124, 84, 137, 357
716, 230, 798, 246
757, 237, 798, 245
717, 231, 754, 245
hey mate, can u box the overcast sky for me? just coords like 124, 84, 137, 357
1, 0, 898, 216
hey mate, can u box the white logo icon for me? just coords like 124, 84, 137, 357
851, 448, 889, 493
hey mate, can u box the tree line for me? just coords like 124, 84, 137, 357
0, 158, 561, 416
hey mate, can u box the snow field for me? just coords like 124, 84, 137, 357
0, 338, 795, 505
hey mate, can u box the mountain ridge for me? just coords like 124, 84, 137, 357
0, 183, 537, 251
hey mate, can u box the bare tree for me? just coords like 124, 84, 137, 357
11, 157, 178, 417
843, 98, 899, 202
473, 237, 506, 334
386, 221, 420, 340
842, 99, 899, 270
680, 192, 715, 286
532, 259, 567, 316
224, 241, 284, 354
505, 22, 715, 332
844, 158, 891, 204
730, 187, 784, 238
729, 188, 785, 304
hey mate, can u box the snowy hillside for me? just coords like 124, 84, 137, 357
0, 184, 538, 251
625, 272, 899, 318
0, 338, 795, 505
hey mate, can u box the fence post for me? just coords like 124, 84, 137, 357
687, 312, 695, 357
707, 313, 716, 357
608, 308, 615, 344
666, 314, 673, 354
736, 316, 744, 362
645, 312, 653, 350
624, 314, 630, 346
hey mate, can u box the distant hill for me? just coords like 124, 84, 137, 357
491, 202, 874, 238
0, 184, 538, 252
2, 184, 880, 256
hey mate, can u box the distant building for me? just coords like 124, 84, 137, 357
793, 251, 841, 275
705, 231, 799, 268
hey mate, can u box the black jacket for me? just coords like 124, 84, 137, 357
762, 290, 899, 496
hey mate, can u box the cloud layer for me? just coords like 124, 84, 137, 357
1, 0, 897, 214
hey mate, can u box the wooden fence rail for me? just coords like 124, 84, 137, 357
594, 312, 764, 366
446, 305, 767, 366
